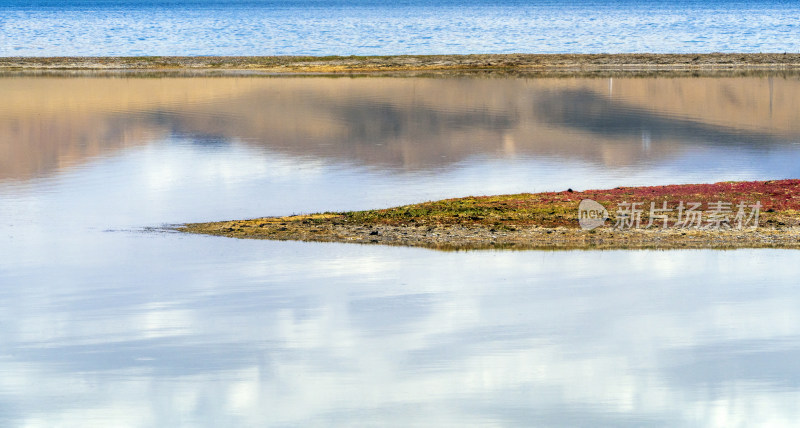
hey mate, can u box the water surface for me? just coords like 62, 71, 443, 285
2, 0, 800, 55
1, 74, 800, 426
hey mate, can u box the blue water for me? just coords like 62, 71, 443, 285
2, 0, 799, 56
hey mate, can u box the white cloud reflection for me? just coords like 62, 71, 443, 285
2, 242, 800, 426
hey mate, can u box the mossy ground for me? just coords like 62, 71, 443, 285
180, 180, 800, 250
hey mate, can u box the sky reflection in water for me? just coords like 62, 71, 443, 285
1, 75, 800, 426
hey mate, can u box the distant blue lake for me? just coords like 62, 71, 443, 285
2, 0, 799, 55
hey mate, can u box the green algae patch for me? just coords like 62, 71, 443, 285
179, 180, 800, 250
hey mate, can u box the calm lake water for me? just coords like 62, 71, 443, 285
2, 73, 800, 426
2, 0, 800, 55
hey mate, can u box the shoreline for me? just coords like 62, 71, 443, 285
3, 53, 800, 73
180, 180, 800, 251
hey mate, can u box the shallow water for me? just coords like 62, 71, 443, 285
2, 74, 800, 426
3, 0, 800, 55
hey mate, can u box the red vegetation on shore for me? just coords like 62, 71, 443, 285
372, 179, 800, 229
544, 179, 800, 212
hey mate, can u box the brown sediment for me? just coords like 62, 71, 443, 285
179, 179, 800, 250
3, 53, 800, 73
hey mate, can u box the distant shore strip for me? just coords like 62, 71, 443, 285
3, 53, 800, 73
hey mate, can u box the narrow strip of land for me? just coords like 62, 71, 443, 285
3, 53, 800, 72
180, 180, 800, 250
